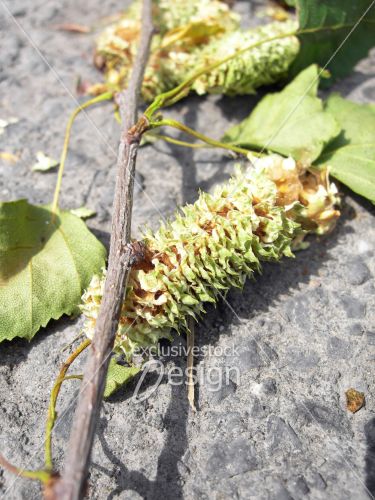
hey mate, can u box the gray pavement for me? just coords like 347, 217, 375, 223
1, 1, 375, 498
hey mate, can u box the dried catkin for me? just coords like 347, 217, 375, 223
81, 155, 339, 360
89, 0, 298, 101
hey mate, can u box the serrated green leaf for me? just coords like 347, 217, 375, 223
104, 358, 140, 398
222, 65, 340, 163
315, 94, 375, 204
291, 0, 375, 82
0, 200, 106, 342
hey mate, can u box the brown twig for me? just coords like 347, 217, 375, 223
50, 1, 154, 498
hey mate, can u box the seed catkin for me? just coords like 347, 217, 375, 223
81, 155, 339, 360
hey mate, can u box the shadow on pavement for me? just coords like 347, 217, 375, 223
364, 417, 375, 497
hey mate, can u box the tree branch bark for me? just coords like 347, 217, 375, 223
51, 2, 154, 498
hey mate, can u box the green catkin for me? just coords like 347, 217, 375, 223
81, 155, 340, 361
90, 0, 298, 101
191, 21, 299, 96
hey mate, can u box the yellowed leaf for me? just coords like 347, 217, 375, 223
0, 152, 19, 164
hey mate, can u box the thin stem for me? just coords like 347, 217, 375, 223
62, 374, 83, 381
0, 455, 51, 483
61, 331, 85, 353
144, 132, 211, 149
114, 108, 122, 124
44, 339, 91, 472
152, 118, 261, 157
51, 92, 113, 219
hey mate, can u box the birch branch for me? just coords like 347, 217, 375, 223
50, 2, 154, 498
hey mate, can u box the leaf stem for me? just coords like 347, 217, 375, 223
44, 338, 91, 472
151, 118, 261, 157
51, 92, 113, 220
144, 132, 211, 149
0, 454, 51, 483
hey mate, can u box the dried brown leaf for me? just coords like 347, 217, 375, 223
0, 152, 19, 164
53, 23, 91, 33
346, 388, 365, 413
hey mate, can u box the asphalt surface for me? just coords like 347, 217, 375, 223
1, 1, 375, 498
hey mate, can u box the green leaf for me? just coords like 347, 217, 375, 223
315, 94, 375, 203
32, 151, 59, 172
291, 0, 375, 82
104, 358, 140, 398
222, 65, 340, 163
0, 200, 106, 342
70, 206, 96, 220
